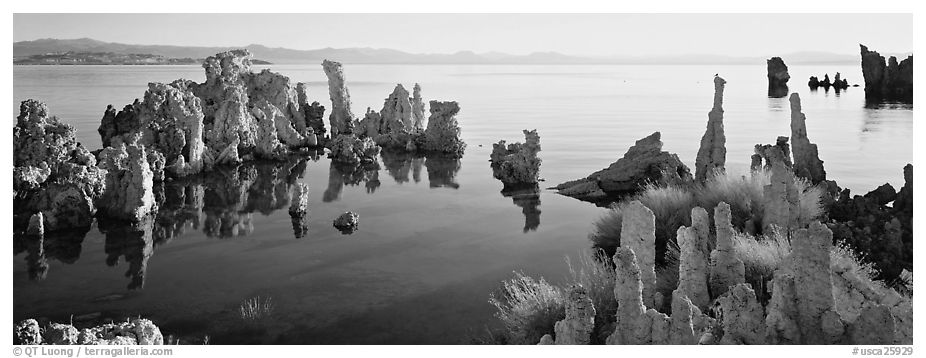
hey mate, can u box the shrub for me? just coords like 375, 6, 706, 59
488, 272, 565, 344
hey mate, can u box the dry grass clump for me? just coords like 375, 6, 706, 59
239, 296, 275, 321
488, 272, 565, 344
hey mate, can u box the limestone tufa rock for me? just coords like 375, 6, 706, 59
554, 132, 692, 202
695, 76, 727, 181
606, 248, 652, 345
552, 285, 596, 344
789, 93, 826, 184
675, 225, 710, 311
709, 202, 745, 298
716, 283, 766, 344
97, 139, 156, 222
322, 59, 357, 136
412, 83, 426, 130
14, 319, 42, 345
620, 201, 657, 308
333, 211, 359, 234
767, 57, 791, 94
762, 161, 800, 234
490, 129, 542, 186
380, 84, 414, 133
860, 44, 913, 102
422, 101, 466, 157
328, 134, 381, 165
751, 136, 792, 171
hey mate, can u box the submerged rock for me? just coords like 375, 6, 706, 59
554, 132, 691, 203
695, 76, 727, 181
490, 129, 542, 187
860, 44, 913, 103
333, 211, 359, 234
789, 94, 826, 184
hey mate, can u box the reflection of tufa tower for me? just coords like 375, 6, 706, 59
501, 187, 542, 233
101, 215, 155, 290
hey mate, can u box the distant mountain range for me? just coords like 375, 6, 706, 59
13, 38, 913, 65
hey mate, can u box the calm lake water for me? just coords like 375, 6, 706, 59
12, 63, 912, 344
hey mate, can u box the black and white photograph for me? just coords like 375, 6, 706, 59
7, 4, 918, 354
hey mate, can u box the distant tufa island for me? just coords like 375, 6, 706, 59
13, 51, 272, 65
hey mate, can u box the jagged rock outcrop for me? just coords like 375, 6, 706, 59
827, 165, 912, 281
808, 73, 849, 90
490, 129, 542, 187
716, 283, 766, 344
551, 285, 596, 344
767, 57, 790, 97
296, 82, 327, 137
422, 101, 466, 157
695, 76, 727, 181
102, 50, 318, 180
328, 134, 381, 165
620, 201, 657, 308
789, 93, 826, 184
709, 202, 745, 297
14, 100, 107, 231
99, 50, 324, 182
762, 162, 800, 234
860, 44, 913, 102
333, 211, 359, 234
322, 59, 358, 136
412, 83, 426, 130
14, 318, 43, 344
289, 183, 310, 239
554, 132, 692, 203
97, 138, 157, 222
381, 84, 414, 133
750, 136, 792, 171
675, 225, 710, 311
14, 318, 163, 345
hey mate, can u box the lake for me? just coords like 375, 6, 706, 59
12, 63, 913, 344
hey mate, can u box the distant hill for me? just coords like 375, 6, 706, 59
13, 38, 895, 65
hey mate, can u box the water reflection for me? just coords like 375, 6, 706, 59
323, 161, 382, 202
14, 156, 319, 287
500, 185, 542, 233
381, 150, 424, 184
424, 154, 462, 189
99, 216, 154, 290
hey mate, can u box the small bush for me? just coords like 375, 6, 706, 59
488, 272, 565, 344
732, 228, 791, 302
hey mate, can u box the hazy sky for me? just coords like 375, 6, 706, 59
13, 13, 913, 57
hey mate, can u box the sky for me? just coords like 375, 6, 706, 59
13, 13, 913, 57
